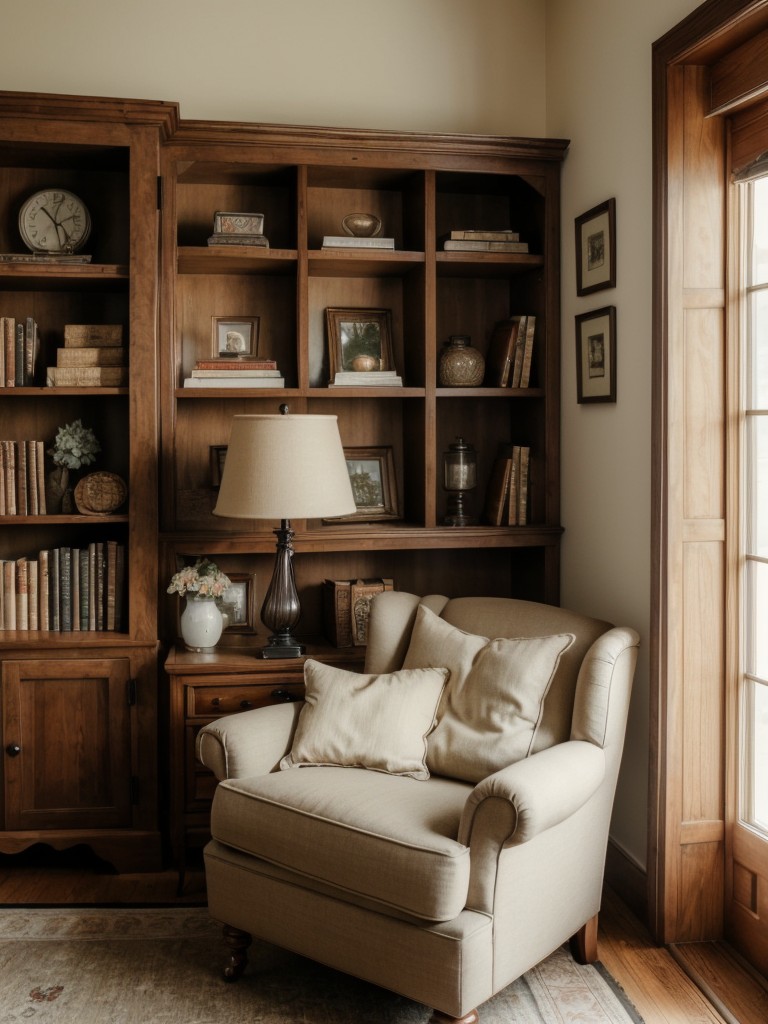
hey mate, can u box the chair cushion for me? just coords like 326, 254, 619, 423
403, 605, 574, 782
210, 765, 472, 921
280, 659, 449, 780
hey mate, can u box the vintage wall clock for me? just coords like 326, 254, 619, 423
18, 188, 91, 254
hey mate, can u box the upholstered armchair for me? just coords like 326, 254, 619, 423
197, 592, 639, 1024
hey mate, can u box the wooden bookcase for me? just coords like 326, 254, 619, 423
0, 93, 176, 871
159, 124, 567, 641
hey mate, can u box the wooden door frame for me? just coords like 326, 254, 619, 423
651, 0, 768, 944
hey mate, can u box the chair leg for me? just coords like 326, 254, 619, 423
222, 924, 252, 981
429, 1010, 479, 1024
569, 913, 599, 964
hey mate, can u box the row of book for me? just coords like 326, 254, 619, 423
47, 324, 128, 387
485, 315, 536, 388
0, 440, 47, 516
484, 444, 531, 526
1, 316, 40, 387
442, 228, 529, 254
0, 542, 125, 632
182, 357, 285, 389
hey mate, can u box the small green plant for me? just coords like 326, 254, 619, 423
168, 558, 232, 599
48, 419, 101, 470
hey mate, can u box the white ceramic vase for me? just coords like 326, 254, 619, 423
180, 595, 223, 652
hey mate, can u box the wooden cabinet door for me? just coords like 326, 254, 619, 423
2, 659, 133, 831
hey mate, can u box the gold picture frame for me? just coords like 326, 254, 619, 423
325, 307, 394, 378
211, 316, 260, 357
324, 446, 400, 523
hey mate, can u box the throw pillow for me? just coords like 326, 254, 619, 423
279, 659, 449, 780
402, 605, 574, 782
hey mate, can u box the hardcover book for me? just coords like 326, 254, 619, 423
63, 324, 124, 347
323, 578, 395, 647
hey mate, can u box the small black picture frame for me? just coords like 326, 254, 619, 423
575, 198, 616, 296
575, 306, 617, 404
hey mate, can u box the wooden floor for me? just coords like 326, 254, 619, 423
1, 846, 768, 1024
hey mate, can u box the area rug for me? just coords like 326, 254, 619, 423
0, 908, 644, 1024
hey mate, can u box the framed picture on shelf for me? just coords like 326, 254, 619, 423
209, 445, 228, 488
324, 446, 400, 522
218, 573, 258, 634
575, 306, 617, 404
211, 316, 259, 357
575, 198, 616, 296
325, 307, 394, 377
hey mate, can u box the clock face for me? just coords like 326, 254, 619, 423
18, 189, 91, 254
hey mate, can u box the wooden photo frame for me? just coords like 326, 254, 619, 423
575, 198, 616, 296
325, 307, 394, 377
211, 316, 259, 357
218, 572, 258, 634
324, 446, 400, 522
576, 306, 617, 404
209, 444, 228, 488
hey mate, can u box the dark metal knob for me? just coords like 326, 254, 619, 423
239, 700, 253, 709
6, 744, 21, 757
271, 689, 300, 703
210, 697, 221, 706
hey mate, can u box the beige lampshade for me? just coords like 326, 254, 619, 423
213, 414, 356, 520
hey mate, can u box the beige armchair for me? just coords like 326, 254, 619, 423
197, 592, 639, 1024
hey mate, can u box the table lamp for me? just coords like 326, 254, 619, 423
213, 406, 355, 658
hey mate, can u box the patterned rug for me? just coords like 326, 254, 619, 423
0, 908, 644, 1024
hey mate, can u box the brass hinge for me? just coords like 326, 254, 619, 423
127, 678, 137, 706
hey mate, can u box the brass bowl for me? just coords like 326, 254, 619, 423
341, 213, 382, 238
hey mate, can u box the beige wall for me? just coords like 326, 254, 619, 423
545, 0, 702, 869
0, 0, 712, 871
0, 0, 546, 136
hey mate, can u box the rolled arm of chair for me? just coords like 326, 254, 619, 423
196, 702, 304, 781
458, 740, 605, 849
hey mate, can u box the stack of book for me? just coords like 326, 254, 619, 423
323, 577, 395, 647
441, 229, 529, 253
1, 316, 39, 386
484, 444, 531, 526
0, 439, 47, 515
46, 324, 127, 386
207, 211, 269, 248
322, 236, 395, 250
330, 370, 403, 387
0, 541, 125, 632
484, 315, 536, 388
182, 358, 285, 389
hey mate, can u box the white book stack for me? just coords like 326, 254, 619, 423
330, 370, 403, 387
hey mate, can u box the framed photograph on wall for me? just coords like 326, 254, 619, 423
211, 316, 260, 357
218, 572, 258, 634
324, 446, 400, 522
576, 306, 617, 404
575, 198, 616, 296
325, 307, 394, 377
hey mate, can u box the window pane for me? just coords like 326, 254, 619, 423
747, 416, 768, 557
751, 289, 768, 408
745, 680, 768, 832
745, 559, 768, 679
752, 177, 768, 286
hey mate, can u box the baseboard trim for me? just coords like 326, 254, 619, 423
604, 837, 647, 924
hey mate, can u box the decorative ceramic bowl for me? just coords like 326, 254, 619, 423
342, 213, 382, 238
351, 355, 380, 372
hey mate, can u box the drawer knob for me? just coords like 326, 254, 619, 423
210, 697, 221, 706
272, 689, 300, 703
6, 743, 21, 757
240, 700, 253, 709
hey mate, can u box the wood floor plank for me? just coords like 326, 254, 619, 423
670, 940, 768, 1024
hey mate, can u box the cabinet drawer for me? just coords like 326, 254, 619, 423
188, 683, 303, 717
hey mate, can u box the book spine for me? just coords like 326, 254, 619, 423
4, 318, 15, 387
518, 447, 530, 526
26, 440, 38, 514
50, 547, 60, 631
36, 440, 46, 514
510, 316, 528, 388
27, 559, 38, 630
96, 542, 105, 629
63, 324, 123, 346
106, 540, 117, 631
71, 547, 81, 631
25, 317, 38, 385
3, 441, 16, 515
114, 544, 125, 632
88, 543, 97, 630
450, 229, 520, 241
323, 580, 353, 647
0, 318, 4, 386
349, 580, 393, 646
3, 560, 15, 628
38, 550, 50, 630
508, 448, 521, 526
16, 557, 29, 630
14, 322, 24, 386
194, 359, 277, 370
59, 546, 72, 630
79, 548, 90, 631
47, 366, 128, 386
56, 346, 126, 367
15, 440, 28, 515
0, 444, 4, 516
518, 317, 536, 389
